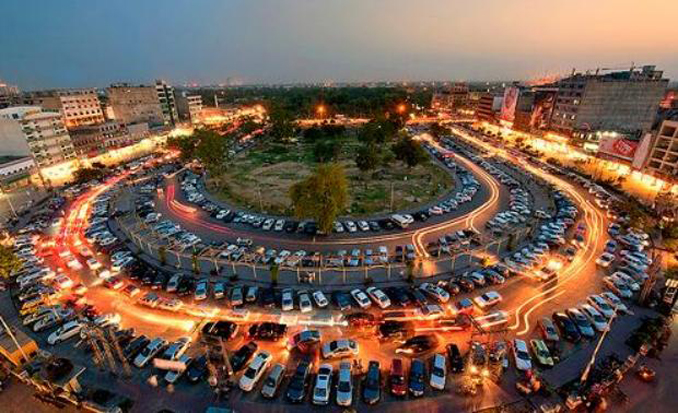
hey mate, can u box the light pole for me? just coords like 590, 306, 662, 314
580, 309, 618, 384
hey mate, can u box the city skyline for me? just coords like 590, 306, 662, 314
2, 0, 678, 89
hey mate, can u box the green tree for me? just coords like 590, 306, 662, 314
73, 167, 107, 184
429, 122, 448, 139
289, 163, 348, 234
313, 139, 342, 163
166, 135, 197, 161
355, 142, 380, 185
269, 108, 295, 142
194, 129, 231, 174
0, 245, 22, 279
391, 136, 429, 168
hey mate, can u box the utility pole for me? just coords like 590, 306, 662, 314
580, 309, 617, 384
390, 182, 395, 211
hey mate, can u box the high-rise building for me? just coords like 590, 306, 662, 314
550, 65, 668, 140
28, 88, 105, 129
106, 83, 164, 126
0, 106, 75, 168
155, 80, 178, 126
643, 120, 678, 183
176, 92, 203, 123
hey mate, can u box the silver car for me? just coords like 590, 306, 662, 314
261, 363, 286, 399
336, 361, 353, 406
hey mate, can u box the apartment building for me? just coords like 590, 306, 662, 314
29, 88, 105, 128
155, 80, 178, 126
0, 106, 75, 168
106, 83, 164, 126
644, 120, 678, 183
550, 65, 668, 140
176, 92, 203, 123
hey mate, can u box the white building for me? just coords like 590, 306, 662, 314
0, 106, 76, 168
176, 92, 203, 123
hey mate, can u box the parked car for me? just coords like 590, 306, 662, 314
322, 339, 359, 359
362, 361, 381, 405
429, 353, 447, 390
312, 364, 333, 405
261, 363, 286, 399
336, 361, 353, 406
408, 359, 426, 397
512, 339, 532, 371
286, 360, 312, 403
239, 351, 272, 392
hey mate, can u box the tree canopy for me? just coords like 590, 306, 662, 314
289, 163, 348, 234
73, 165, 107, 184
193, 129, 232, 174
0, 245, 22, 279
392, 135, 429, 168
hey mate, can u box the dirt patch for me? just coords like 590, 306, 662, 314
211, 141, 454, 216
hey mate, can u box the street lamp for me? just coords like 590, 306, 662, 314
316, 105, 326, 118
396, 103, 407, 115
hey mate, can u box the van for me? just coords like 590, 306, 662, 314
390, 214, 410, 229
261, 363, 286, 399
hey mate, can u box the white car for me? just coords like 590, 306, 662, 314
281, 289, 294, 311
429, 353, 447, 390
587, 294, 616, 318
581, 304, 608, 332
134, 338, 167, 368
473, 291, 502, 309
419, 283, 450, 303
350, 289, 371, 309
111, 250, 132, 261
194, 279, 209, 301
345, 221, 358, 233
298, 290, 313, 313
512, 339, 532, 371
357, 221, 370, 231
312, 291, 329, 308
274, 220, 285, 231
312, 364, 333, 405
86, 258, 102, 270
322, 339, 359, 359
336, 361, 353, 406
47, 320, 83, 345
239, 351, 272, 392
111, 256, 134, 272
365, 287, 391, 309
595, 252, 615, 268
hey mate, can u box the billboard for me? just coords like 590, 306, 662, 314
597, 135, 639, 161
499, 86, 519, 122
529, 90, 557, 130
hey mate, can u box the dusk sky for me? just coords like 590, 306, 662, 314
2, 0, 677, 89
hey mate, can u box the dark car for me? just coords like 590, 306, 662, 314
408, 359, 426, 397
248, 322, 287, 341
123, 335, 149, 360
553, 312, 581, 342
152, 272, 168, 290
141, 271, 155, 285
286, 360, 312, 403
363, 360, 381, 404
176, 278, 195, 296
288, 330, 321, 353
230, 341, 258, 372
260, 288, 276, 308
201, 321, 239, 343
284, 221, 298, 233
408, 288, 428, 306
345, 312, 377, 328
378, 321, 413, 341
386, 287, 411, 307
444, 281, 461, 296
332, 291, 352, 311
396, 335, 438, 356
446, 343, 464, 373
186, 355, 208, 383
457, 277, 475, 292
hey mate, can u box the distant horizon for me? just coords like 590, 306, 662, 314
2, 0, 677, 90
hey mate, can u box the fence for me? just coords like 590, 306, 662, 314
113, 214, 532, 287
